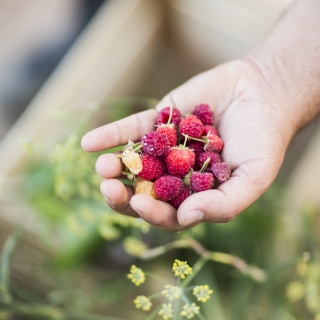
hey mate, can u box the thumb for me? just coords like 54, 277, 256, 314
177, 161, 275, 226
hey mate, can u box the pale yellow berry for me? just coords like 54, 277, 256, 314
121, 149, 142, 175
135, 180, 157, 199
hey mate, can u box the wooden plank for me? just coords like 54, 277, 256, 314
0, 0, 164, 185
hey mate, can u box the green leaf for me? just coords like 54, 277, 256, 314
0, 230, 20, 304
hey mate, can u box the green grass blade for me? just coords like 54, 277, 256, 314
0, 230, 20, 304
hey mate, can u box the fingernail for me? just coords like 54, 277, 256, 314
103, 196, 111, 203
181, 210, 203, 226
101, 191, 111, 203
129, 198, 144, 217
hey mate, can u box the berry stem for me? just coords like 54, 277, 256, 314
133, 144, 142, 152
200, 158, 210, 172
167, 106, 173, 125
183, 134, 206, 143
182, 134, 189, 148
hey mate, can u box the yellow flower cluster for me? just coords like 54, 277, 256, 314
172, 259, 193, 279
162, 284, 182, 300
286, 257, 320, 317
123, 237, 148, 257
193, 285, 214, 303
180, 303, 200, 319
128, 260, 213, 318
286, 281, 305, 303
127, 265, 146, 286
158, 303, 173, 319
133, 295, 152, 311
51, 135, 100, 201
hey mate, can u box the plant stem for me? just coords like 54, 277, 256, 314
144, 303, 162, 320
13, 303, 127, 320
139, 238, 267, 282
173, 278, 181, 320
196, 312, 207, 320
0, 230, 20, 304
181, 257, 208, 288
148, 292, 164, 300
145, 272, 164, 284
183, 286, 196, 293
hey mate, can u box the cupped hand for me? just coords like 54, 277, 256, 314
81, 59, 294, 231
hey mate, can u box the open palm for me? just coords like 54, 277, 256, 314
81, 59, 293, 231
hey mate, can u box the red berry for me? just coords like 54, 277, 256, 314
179, 115, 204, 138
154, 176, 183, 201
138, 154, 164, 181
166, 148, 195, 177
197, 151, 221, 171
192, 104, 214, 125
169, 185, 191, 209
211, 162, 231, 183
202, 125, 219, 136
158, 156, 167, 168
157, 107, 181, 126
156, 125, 177, 147
187, 141, 204, 157
141, 131, 170, 156
205, 132, 224, 153
190, 172, 214, 192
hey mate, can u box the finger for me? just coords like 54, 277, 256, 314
177, 159, 276, 226
96, 153, 124, 179
81, 109, 157, 152
130, 194, 183, 231
100, 179, 138, 218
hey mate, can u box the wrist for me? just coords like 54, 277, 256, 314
244, 0, 320, 136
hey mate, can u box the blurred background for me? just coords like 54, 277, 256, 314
0, 0, 320, 319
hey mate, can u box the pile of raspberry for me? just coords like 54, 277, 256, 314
120, 104, 231, 209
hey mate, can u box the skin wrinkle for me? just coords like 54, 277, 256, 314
113, 120, 124, 148
105, 184, 137, 217
136, 110, 155, 140
242, 57, 294, 130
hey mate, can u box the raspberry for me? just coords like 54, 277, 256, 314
202, 125, 219, 136
166, 147, 195, 177
138, 154, 164, 181
141, 131, 170, 156
187, 141, 204, 157
197, 151, 221, 172
169, 185, 191, 209
179, 115, 204, 138
154, 176, 183, 201
192, 104, 214, 125
156, 124, 177, 147
135, 179, 157, 199
205, 132, 224, 153
211, 162, 231, 183
190, 172, 214, 192
157, 107, 181, 126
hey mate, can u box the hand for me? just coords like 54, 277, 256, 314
81, 59, 295, 231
